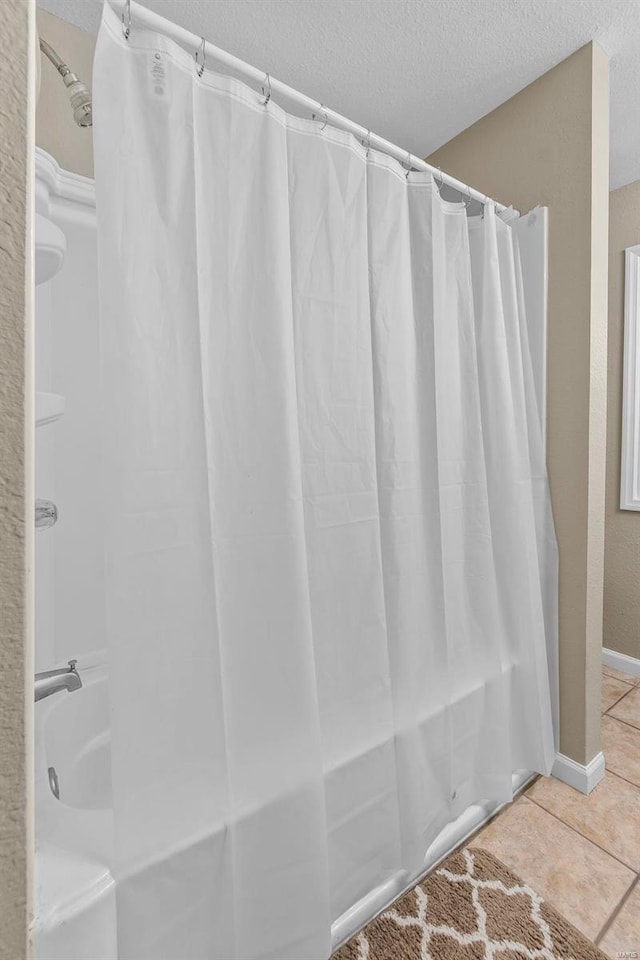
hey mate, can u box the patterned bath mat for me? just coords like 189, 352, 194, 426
332, 846, 607, 959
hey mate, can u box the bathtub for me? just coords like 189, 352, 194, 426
33, 654, 534, 959
34, 663, 117, 960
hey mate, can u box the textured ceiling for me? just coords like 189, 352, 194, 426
38, 0, 640, 189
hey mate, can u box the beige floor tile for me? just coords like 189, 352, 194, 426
470, 797, 635, 942
602, 716, 640, 787
602, 675, 635, 713
603, 664, 640, 686
599, 880, 640, 959
526, 772, 640, 870
609, 685, 640, 730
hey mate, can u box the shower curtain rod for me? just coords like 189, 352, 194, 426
109, 0, 510, 213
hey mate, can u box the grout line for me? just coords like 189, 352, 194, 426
604, 712, 640, 731
524, 793, 639, 874
595, 873, 640, 946
601, 717, 640, 786
603, 767, 640, 790
604, 712, 640, 733
603, 684, 638, 716
603, 769, 640, 795
606, 681, 636, 695
602, 667, 640, 687
475, 775, 640, 947
602, 715, 640, 732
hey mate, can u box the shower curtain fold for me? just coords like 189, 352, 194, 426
93, 5, 557, 959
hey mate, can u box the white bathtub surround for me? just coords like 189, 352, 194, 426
551, 751, 606, 795
34, 147, 112, 960
35, 393, 65, 428
603, 646, 640, 678
89, 4, 558, 957
34, 146, 102, 673
34, 665, 116, 960
35, 214, 66, 286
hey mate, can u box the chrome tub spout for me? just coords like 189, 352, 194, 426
35, 660, 82, 702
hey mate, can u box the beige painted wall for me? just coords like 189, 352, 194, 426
0, 1, 34, 957
604, 181, 640, 660
36, 8, 95, 178
429, 43, 610, 767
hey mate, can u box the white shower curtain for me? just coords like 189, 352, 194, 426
94, 5, 557, 959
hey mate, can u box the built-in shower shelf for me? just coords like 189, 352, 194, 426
36, 392, 65, 427
35, 213, 66, 286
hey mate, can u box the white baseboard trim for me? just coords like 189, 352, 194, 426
552, 751, 605, 795
603, 646, 640, 678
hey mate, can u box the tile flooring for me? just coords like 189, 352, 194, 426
468, 664, 640, 959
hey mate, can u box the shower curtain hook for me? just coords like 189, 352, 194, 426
261, 73, 272, 106
404, 152, 413, 179
482, 198, 495, 219
195, 37, 206, 78
122, 0, 131, 40
364, 129, 371, 158
312, 104, 328, 131
462, 184, 473, 210
435, 167, 446, 195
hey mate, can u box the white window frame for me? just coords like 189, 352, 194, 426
621, 244, 640, 511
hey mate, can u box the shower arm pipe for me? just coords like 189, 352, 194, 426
108, 0, 511, 213
40, 37, 68, 74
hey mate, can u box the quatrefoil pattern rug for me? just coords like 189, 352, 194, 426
333, 847, 607, 960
